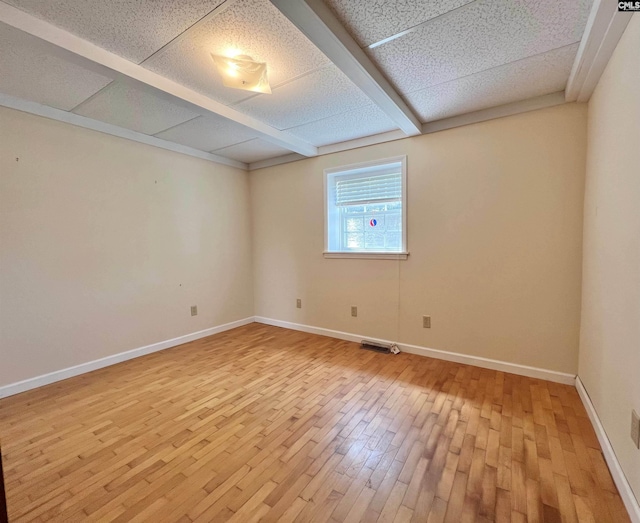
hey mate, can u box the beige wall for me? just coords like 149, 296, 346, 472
251, 103, 587, 374
579, 14, 640, 503
0, 100, 587, 388
0, 106, 253, 387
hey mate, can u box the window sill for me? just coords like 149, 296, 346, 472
323, 251, 409, 260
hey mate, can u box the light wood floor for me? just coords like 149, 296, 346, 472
0, 323, 630, 522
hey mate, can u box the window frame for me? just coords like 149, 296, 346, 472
323, 155, 408, 260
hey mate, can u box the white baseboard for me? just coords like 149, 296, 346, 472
576, 377, 640, 523
0, 317, 255, 399
253, 316, 576, 385
0, 315, 576, 393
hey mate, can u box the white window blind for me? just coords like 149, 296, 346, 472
335, 172, 402, 206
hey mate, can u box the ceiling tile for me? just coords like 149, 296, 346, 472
369, 0, 592, 95
73, 81, 201, 135
324, 0, 474, 47
3, 0, 225, 63
405, 44, 579, 123
212, 138, 292, 163
286, 104, 397, 147
143, 0, 330, 106
154, 114, 260, 152
0, 22, 114, 111
235, 66, 371, 130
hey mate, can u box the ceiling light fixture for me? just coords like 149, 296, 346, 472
211, 54, 271, 94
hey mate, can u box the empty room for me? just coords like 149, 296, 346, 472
0, 0, 639, 521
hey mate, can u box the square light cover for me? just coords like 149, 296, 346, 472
211, 54, 271, 94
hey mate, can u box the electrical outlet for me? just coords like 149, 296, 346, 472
423, 315, 431, 328
632, 410, 640, 449
190, 305, 198, 316
351, 306, 357, 317
296, 299, 302, 309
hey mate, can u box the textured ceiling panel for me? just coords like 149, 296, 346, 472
2, 0, 225, 63
369, 0, 592, 95
212, 138, 292, 163
73, 82, 201, 135
143, 0, 330, 106
235, 66, 371, 130
405, 44, 579, 123
324, 0, 474, 47
0, 22, 114, 111
154, 114, 260, 152
287, 104, 397, 147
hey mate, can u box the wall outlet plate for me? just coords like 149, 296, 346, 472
351, 306, 357, 317
190, 305, 198, 316
296, 299, 302, 309
632, 410, 640, 449
423, 315, 431, 328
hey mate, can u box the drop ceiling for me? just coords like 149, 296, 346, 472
0, 0, 609, 169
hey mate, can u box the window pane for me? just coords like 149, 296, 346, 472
365, 214, 385, 231
344, 204, 365, 214
365, 232, 385, 249
385, 232, 401, 250
345, 233, 364, 249
365, 203, 387, 213
345, 217, 363, 232
338, 202, 403, 252
386, 213, 401, 231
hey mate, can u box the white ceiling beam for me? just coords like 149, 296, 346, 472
0, 93, 248, 169
269, 0, 423, 137
0, 2, 318, 157
565, 0, 633, 102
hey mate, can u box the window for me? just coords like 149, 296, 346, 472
324, 156, 408, 259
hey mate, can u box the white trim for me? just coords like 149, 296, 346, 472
0, 1, 318, 157
249, 153, 306, 171
323, 251, 409, 260
0, 94, 248, 170
318, 130, 409, 157
254, 317, 577, 385
565, 0, 633, 102
576, 377, 640, 523
0, 317, 255, 399
269, 0, 421, 136
423, 92, 568, 134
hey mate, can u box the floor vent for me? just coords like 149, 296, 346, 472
360, 340, 392, 354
